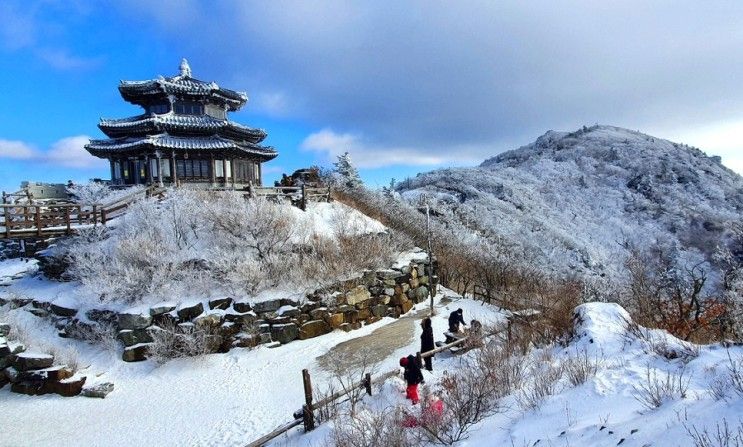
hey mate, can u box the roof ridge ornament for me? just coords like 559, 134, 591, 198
179, 58, 192, 78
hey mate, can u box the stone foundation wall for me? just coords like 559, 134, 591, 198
1, 250, 435, 363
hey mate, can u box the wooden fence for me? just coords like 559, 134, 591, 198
245, 335, 473, 447
247, 185, 332, 211
0, 185, 165, 239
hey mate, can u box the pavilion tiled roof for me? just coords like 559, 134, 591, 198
85, 134, 277, 161
98, 113, 267, 142
118, 61, 248, 111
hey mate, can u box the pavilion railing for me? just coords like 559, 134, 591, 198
0, 185, 165, 239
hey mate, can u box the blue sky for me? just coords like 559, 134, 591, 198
1, 1, 743, 194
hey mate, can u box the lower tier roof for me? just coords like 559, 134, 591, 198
85, 134, 277, 161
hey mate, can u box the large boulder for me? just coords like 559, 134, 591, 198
209, 297, 233, 310
223, 311, 256, 326
0, 323, 11, 337
117, 329, 153, 347
376, 269, 403, 280
122, 343, 151, 362
177, 302, 204, 321
253, 299, 282, 314
85, 309, 118, 325
50, 297, 78, 318
345, 286, 371, 306
194, 312, 224, 328
401, 299, 414, 314
82, 382, 114, 399
371, 304, 388, 318
149, 303, 176, 317
47, 376, 87, 397
413, 286, 429, 303
277, 305, 301, 318
118, 310, 152, 330
233, 300, 252, 313
17, 366, 73, 382
309, 308, 330, 321
327, 313, 345, 329
298, 320, 331, 340
271, 323, 299, 344
13, 352, 54, 371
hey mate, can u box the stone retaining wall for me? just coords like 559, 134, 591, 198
1, 250, 436, 363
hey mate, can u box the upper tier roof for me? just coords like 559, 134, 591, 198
118, 59, 248, 111
98, 113, 267, 143
85, 133, 278, 162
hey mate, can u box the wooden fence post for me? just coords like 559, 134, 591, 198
302, 369, 315, 432
65, 207, 71, 235
93, 205, 98, 227
101, 208, 107, 225
300, 184, 306, 211
364, 372, 372, 396
35, 206, 41, 237
3, 206, 10, 238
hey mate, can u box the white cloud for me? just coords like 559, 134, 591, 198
300, 128, 481, 169
0, 135, 106, 169
36, 48, 103, 71
658, 119, 743, 176
46, 136, 107, 169
0, 139, 38, 160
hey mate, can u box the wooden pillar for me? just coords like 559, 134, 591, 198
257, 163, 262, 186
133, 158, 141, 185
302, 369, 315, 432
222, 159, 228, 188
230, 158, 236, 188
109, 160, 115, 183
170, 152, 178, 187
210, 154, 216, 187
145, 156, 154, 185
156, 152, 164, 188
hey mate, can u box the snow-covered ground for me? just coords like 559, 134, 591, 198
0, 283, 488, 446
275, 303, 743, 447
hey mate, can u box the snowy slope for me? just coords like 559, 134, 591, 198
398, 125, 743, 289
279, 302, 743, 447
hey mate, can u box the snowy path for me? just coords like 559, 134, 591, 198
316, 308, 427, 374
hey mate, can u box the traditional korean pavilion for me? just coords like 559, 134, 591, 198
85, 59, 277, 187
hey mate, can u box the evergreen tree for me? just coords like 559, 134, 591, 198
333, 151, 362, 188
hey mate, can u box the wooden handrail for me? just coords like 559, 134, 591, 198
244, 334, 473, 447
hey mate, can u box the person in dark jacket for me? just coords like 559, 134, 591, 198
420, 317, 435, 371
401, 354, 424, 404
448, 308, 466, 333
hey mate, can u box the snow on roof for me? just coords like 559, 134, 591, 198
85, 134, 277, 159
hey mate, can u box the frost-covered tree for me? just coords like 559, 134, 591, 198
333, 152, 362, 188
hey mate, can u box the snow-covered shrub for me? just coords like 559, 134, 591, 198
60, 188, 407, 307
147, 322, 220, 364
330, 406, 416, 447
685, 418, 743, 447
67, 182, 145, 205
562, 349, 601, 386
632, 366, 690, 410
418, 344, 513, 444
518, 352, 565, 410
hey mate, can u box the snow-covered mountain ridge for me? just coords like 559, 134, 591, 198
398, 125, 743, 288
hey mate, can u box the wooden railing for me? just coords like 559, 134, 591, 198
0, 185, 165, 239
246, 185, 332, 211
245, 335, 473, 447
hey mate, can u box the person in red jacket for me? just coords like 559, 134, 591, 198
400, 355, 424, 404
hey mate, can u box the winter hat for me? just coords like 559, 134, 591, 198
399, 357, 409, 367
